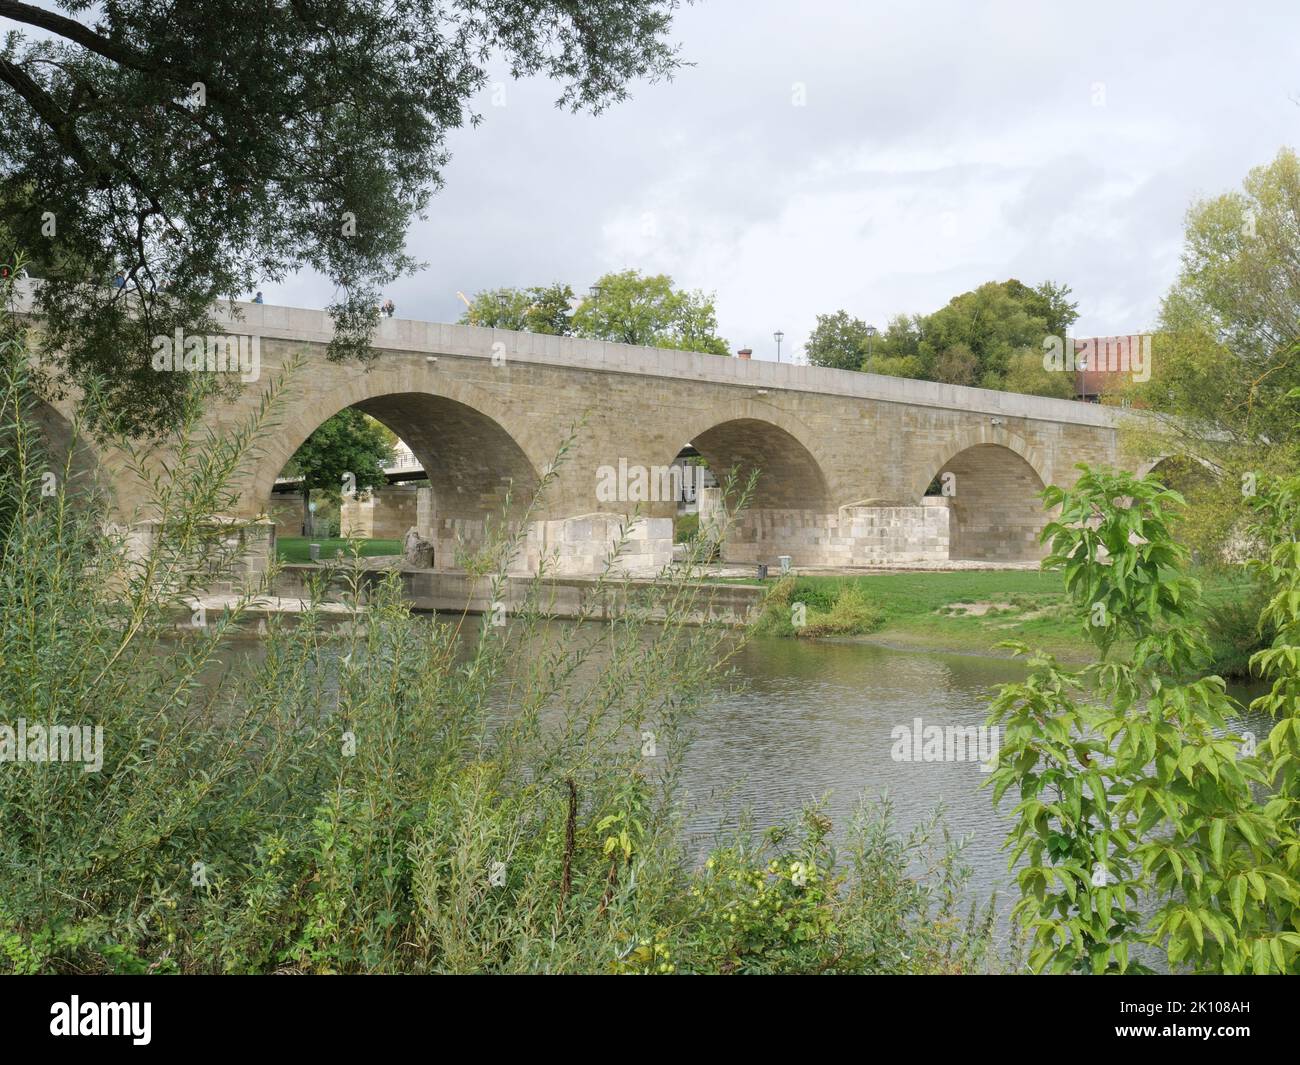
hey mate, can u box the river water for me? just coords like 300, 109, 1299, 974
678, 636, 1025, 900
214, 615, 1270, 923
675, 634, 1270, 915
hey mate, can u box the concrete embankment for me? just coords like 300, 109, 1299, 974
265, 565, 765, 626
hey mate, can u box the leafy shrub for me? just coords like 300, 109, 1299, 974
990, 465, 1300, 974
680, 800, 1004, 974
798, 585, 883, 637
751, 578, 882, 638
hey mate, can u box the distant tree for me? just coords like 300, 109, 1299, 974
282, 410, 394, 537
571, 269, 729, 354
1004, 279, 1080, 341
1139, 147, 1300, 457
0, 1, 684, 434
806, 281, 1075, 396
804, 310, 872, 370
459, 283, 576, 334
869, 354, 925, 379
874, 313, 925, 364
919, 281, 1051, 388
1002, 349, 1075, 399
930, 342, 979, 387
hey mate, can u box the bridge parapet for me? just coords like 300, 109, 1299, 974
190, 298, 1124, 429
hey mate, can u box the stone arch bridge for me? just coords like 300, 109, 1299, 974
39, 301, 1135, 579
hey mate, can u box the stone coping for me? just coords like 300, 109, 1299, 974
229, 302, 1122, 429
13, 280, 1125, 430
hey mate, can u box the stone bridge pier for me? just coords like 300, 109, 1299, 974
33, 299, 1136, 584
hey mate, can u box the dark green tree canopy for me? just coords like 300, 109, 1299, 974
918, 279, 1078, 388
283, 407, 393, 501
804, 310, 873, 371
0, 0, 684, 434
805, 279, 1079, 396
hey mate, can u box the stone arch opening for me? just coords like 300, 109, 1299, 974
653, 416, 833, 566
925, 443, 1048, 563
261, 391, 541, 570
23, 399, 107, 507
1138, 454, 1216, 496
688, 418, 833, 512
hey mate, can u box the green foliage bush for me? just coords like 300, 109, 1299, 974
751, 577, 883, 638
990, 463, 1300, 973
680, 800, 1003, 975
1204, 594, 1277, 679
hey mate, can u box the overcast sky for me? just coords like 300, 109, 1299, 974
268, 0, 1300, 362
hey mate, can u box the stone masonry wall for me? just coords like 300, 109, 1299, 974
719, 503, 950, 566
937, 443, 1049, 562
340, 484, 420, 540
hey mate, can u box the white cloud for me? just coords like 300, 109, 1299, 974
268, 0, 1300, 358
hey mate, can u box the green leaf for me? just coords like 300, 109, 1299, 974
1229, 875, 1247, 926
1209, 818, 1226, 868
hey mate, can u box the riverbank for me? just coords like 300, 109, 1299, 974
269, 537, 1260, 668
750, 568, 1258, 664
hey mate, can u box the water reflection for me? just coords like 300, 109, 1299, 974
690, 635, 1271, 911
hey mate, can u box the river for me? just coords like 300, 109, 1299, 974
676, 633, 1270, 916
215, 614, 1271, 927
679, 636, 1025, 898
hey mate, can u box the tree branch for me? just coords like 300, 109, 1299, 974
0, 54, 98, 175
0, 0, 234, 106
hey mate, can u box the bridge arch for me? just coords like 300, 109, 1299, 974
1135, 453, 1218, 486
633, 401, 834, 565
250, 372, 543, 567
249, 372, 545, 511
915, 429, 1050, 564
909, 426, 1048, 503
25, 399, 109, 507
656, 402, 834, 512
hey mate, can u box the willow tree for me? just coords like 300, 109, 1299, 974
0, 0, 685, 435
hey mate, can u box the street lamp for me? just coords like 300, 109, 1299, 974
865, 324, 878, 371
773, 330, 784, 363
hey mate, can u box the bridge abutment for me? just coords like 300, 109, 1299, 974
524, 514, 675, 576
122, 517, 278, 594
701, 493, 953, 568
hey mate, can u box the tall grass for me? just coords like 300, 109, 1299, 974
750, 576, 884, 638
0, 282, 1006, 974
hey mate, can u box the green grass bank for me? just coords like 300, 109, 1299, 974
276, 537, 401, 564
750, 568, 1260, 667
